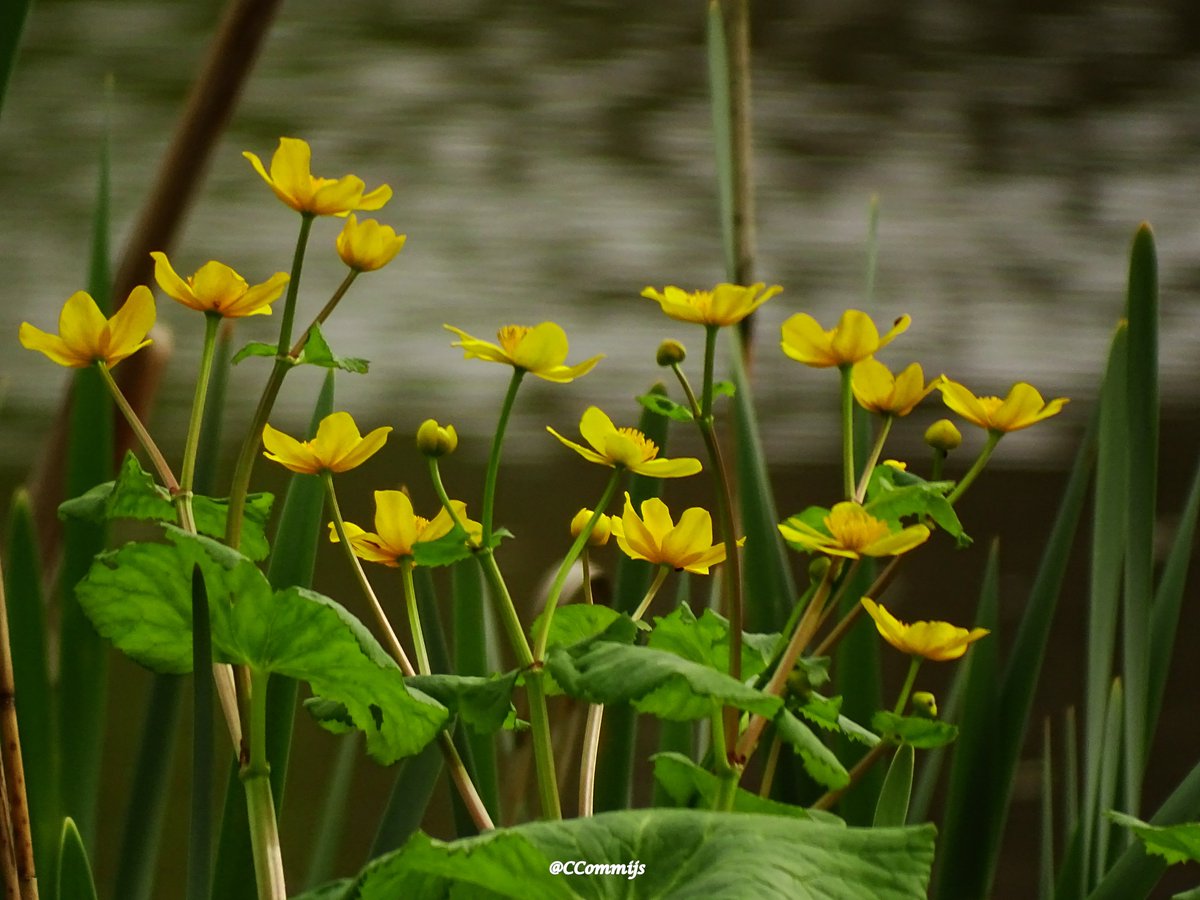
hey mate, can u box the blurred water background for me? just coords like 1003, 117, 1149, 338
1, 0, 1199, 896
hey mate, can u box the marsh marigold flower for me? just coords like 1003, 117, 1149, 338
641, 283, 782, 327
244, 137, 392, 216
262, 411, 391, 474
570, 508, 613, 547
610, 493, 729, 574
151, 252, 288, 318
548, 406, 701, 478
860, 597, 989, 662
336, 215, 406, 272
779, 501, 929, 559
444, 322, 602, 383
20, 287, 155, 368
781, 309, 910, 368
851, 359, 934, 416
329, 490, 480, 566
939, 378, 1068, 433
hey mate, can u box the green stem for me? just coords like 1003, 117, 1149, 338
532, 471, 621, 659
400, 561, 431, 676
581, 551, 594, 605
947, 431, 1002, 505
758, 733, 783, 798
242, 669, 285, 900
930, 447, 947, 482
700, 324, 718, 417
225, 214, 315, 548
288, 269, 358, 357
840, 364, 855, 498
323, 474, 415, 676
632, 565, 671, 623
177, 312, 221, 534
522, 671, 562, 819
893, 656, 922, 717
710, 709, 739, 811
475, 550, 534, 669
854, 415, 893, 502
481, 368, 525, 539
96, 362, 178, 493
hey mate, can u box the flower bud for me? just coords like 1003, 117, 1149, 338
808, 555, 831, 583
570, 508, 612, 546
911, 691, 938, 718
925, 418, 962, 452
656, 339, 687, 367
336, 215, 407, 272
416, 418, 458, 457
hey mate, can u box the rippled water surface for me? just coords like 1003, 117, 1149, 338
4, 0, 1200, 470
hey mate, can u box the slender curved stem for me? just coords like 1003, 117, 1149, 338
243, 669, 285, 900
96, 363, 178, 493
181, 313, 221, 496
840, 364, 855, 498
481, 369, 525, 539
854, 415, 893, 502
400, 560, 431, 676
580, 551, 594, 605
947, 431, 1002, 505
288, 269, 358, 357
758, 733, 783, 799
811, 741, 890, 811
893, 656, 922, 716
532, 471, 621, 660
812, 556, 904, 658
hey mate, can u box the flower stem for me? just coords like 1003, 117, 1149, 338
930, 447, 947, 483
578, 565, 669, 816
96, 362, 179, 493
287, 269, 359, 357
474, 550, 533, 669
811, 741, 890, 811
323, 474, 416, 676
947, 430, 1002, 505
531, 470, 621, 660
225, 214, 315, 548
580, 551, 594, 605
854, 415, 893, 503
811, 557, 904, 658
177, 312, 221, 533
242, 669, 285, 900
710, 709, 739, 811
758, 733, 783, 798
481, 368, 525, 540
893, 656, 922, 717
840, 364, 855, 499
400, 560, 431, 676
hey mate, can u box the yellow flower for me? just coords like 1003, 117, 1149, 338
641, 283, 782, 327
610, 493, 728, 574
243, 137, 392, 216
778, 501, 929, 560
851, 359, 934, 416
328, 490, 480, 566
547, 407, 701, 478
150, 252, 289, 318
443, 322, 602, 383
262, 411, 391, 474
938, 379, 1069, 433
570, 508, 613, 547
780, 309, 910, 368
20, 287, 155, 368
860, 597, 989, 662
336, 215, 407, 272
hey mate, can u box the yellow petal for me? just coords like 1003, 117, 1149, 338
357, 184, 393, 211
661, 506, 713, 567
58, 291, 107, 360
546, 427, 609, 465
863, 524, 930, 557
851, 358, 894, 412
860, 598, 908, 652
310, 175, 366, 216
511, 322, 569, 373
780, 313, 837, 367
619, 493, 660, 562
680, 543, 727, 575
103, 286, 156, 366
231, 271, 290, 317
270, 138, 315, 208
332, 425, 392, 473
939, 379, 991, 429
243, 150, 275, 191
19, 323, 87, 367
150, 251, 200, 308
877, 314, 912, 350
577, 406, 616, 456
534, 355, 604, 383
373, 490, 418, 557
638, 497, 675, 544
829, 310, 880, 365
262, 423, 320, 473
629, 457, 702, 478
443, 324, 510, 364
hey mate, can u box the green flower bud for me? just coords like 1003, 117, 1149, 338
808, 555, 831, 583
924, 418, 962, 452
911, 691, 938, 718
416, 418, 458, 457
570, 508, 612, 547
656, 339, 687, 367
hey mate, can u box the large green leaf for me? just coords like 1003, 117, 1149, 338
349, 808, 935, 899
546, 621, 781, 721
405, 672, 519, 736
864, 465, 968, 547
645, 604, 777, 681
650, 752, 833, 822
59, 451, 274, 561
1107, 813, 1200, 866
776, 709, 851, 790
872, 712, 958, 750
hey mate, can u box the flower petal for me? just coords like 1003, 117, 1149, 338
443, 324, 511, 364
313, 412, 364, 467
851, 358, 894, 412
19, 323, 87, 367
780, 313, 837, 367
863, 524, 930, 557
58, 291, 107, 360
629, 457, 702, 478
939, 378, 991, 429
532, 355, 604, 383
661, 506, 714, 567
829, 309, 881, 365
546, 427, 609, 465
270, 138, 315, 208
103, 286, 156, 365
373, 490, 418, 557
577, 406, 616, 456
511, 322, 569, 373
230, 271, 290, 317
638, 497, 676, 545
877, 314, 912, 350
150, 251, 200, 308
331, 425, 392, 472
262, 423, 320, 473
310, 175, 366, 216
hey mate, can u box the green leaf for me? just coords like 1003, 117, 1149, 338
635, 392, 694, 422
297, 322, 369, 374
775, 709, 850, 790
546, 629, 781, 721
57, 818, 99, 900
795, 695, 879, 747
1107, 812, 1200, 867
712, 379, 736, 398
864, 465, 969, 547
231, 341, 278, 365
408, 525, 475, 568
350, 808, 935, 898
289, 879, 353, 900
645, 604, 778, 682
532, 604, 624, 652
874, 744, 914, 828
406, 672, 519, 736
303, 697, 355, 733
650, 752, 834, 822
59, 452, 275, 562
872, 712, 958, 750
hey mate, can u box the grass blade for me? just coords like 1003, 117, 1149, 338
1041, 719, 1056, 900
874, 744, 914, 828
56, 818, 98, 900
368, 740, 442, 858
57, 122, 114, 852
3, 491, 56, 883
210, 371, 334, 900
933, 539, 1001, 898
1094, 679, 1124, 882
1146, 452, 1200, 739
593, 390, 670, 813
188, 567, 214, 900
303, 733, 360, 889
1122, 224, 1158, 815
0, 0, 31, 118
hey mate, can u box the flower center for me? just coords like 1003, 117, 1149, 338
616, 426, 658, 462
977, 396, 1004, 422
825, 504, 891, 552
497, 325, 532, 355
412, 515, 431, 538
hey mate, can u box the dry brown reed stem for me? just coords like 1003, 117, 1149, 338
0, 560, 38, 900
0, 763, 17, 900
31, 0, 284, 564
